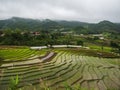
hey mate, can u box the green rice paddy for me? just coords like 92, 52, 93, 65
0, 48, 120, 90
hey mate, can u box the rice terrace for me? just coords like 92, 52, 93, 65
0, 45, 120, 90
0, 0, 120, 90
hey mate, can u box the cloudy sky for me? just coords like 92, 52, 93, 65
0, 0, 120, 22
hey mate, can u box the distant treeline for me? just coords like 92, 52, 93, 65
0, 30, 79, 46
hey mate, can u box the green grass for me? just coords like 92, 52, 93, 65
0, 48, 47, 62
89, 45, 112, 52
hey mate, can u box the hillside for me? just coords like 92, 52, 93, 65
88, 20, 120, 33
0, 17, 120, 34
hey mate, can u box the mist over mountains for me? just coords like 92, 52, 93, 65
0, 17, 120, 34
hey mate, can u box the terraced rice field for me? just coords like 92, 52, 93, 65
0, 48, 120, 90
0, 48, 47, 62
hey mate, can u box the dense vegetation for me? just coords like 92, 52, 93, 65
0, 29, 120, 54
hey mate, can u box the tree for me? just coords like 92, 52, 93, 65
64, 34, 72, 47
76, 40, 84, 46
93, 36, 99, 40
110, 41, 119, 48
110, 41, 120, 54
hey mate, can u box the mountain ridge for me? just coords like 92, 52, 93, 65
0, 17, 120, 34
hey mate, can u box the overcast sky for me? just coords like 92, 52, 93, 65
0, 0, 120, 22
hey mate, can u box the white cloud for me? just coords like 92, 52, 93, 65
0, 0, 120, 22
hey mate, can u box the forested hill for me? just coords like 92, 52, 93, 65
0, 17, 120, 34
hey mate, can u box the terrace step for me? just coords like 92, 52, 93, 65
0, 50, 120, 90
